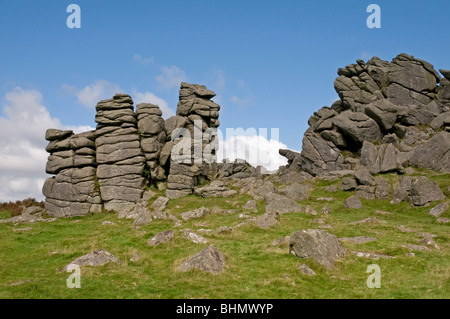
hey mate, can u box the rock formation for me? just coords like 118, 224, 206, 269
165, 82, 220, 199
43, 82, 221, 217
95, 94, 146, 211
43, 129, 102, 217
42, 54, 449, 217
282, 53, 450, 176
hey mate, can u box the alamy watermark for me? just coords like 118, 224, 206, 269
366, 264, 381, 288
66, 264, 81, 288
366, 4, 381, 29
66, 4, 81, 29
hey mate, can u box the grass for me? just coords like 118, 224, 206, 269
0, 171, 449, 299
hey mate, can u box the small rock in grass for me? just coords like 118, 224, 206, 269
298, 264, 316, 276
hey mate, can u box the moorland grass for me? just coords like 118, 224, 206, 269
0, 171, 448, 299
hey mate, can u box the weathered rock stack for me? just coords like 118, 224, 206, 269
165, 82, 221, 199
43, 129, 102, 217
94, 94, 146, 212
282, 53, 450, 176
136, 103, 167, 182
43, 82, 221, 216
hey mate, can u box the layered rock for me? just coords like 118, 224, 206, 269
95, 94, 145, 211
43, 129, 101, 217
284, 54, 450, 175
165, 82, 221, 199
136, 103, 167, 182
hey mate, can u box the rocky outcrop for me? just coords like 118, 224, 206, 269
283, 54, 450, 176
43, 129, 102, 217
177, 245, 226, 274
391, 176, 445, 206
165, 82, 220, 199
95, 94, 145, 212
289, 229, 346, 269
43, 82, 222, 216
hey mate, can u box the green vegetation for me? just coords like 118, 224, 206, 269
0, 171, 448, 299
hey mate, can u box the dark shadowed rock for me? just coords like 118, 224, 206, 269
178, 245, 225, 274
289, 229, 346, 269
341, 177, 357, 191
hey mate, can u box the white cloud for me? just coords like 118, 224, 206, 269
133, 54, 155, 66
132, 90, 175, 118
156, 65, 187, 90
217, 134, 289, 171
0, 87, 92, 202
63, 80, 122, 108
230, 95, 253, 107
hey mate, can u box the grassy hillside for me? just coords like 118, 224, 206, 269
0, 171, 449, 299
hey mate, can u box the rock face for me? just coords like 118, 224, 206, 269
95, 94, 146, 212
166, 82, 221, 199
177, 245, 226, 274
43, 130, 102, 217
289, 229, 346, 269
282, 54, 450, 176
43, 82, 222, 216
391, 176, 445, 206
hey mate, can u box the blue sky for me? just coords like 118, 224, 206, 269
1, 0, 449, 200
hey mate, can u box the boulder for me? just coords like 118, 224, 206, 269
151, 197, 169, 211
181, 230, 208, 244
333, 111, 382, 146
177, 245, 225, 274
147, 230, 174, 247
364, 99, 398, 131
278, 183, 310, 201
298, 264, 316, 276
265, 193, 302, 215
180, 207, 210, 221
391, 176, 445, 206
353, 169, 375, 186
341, 177, 357, 191
344, 196, 362, 209
63, 249, 119, 270
410, 177, 445, 206
360, 141, 399, 174
289, 229, 346, 269
194, 180, 237, 198
428, 202, 448, 218
410, 132, 450, 172
254, 213, 278, 229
